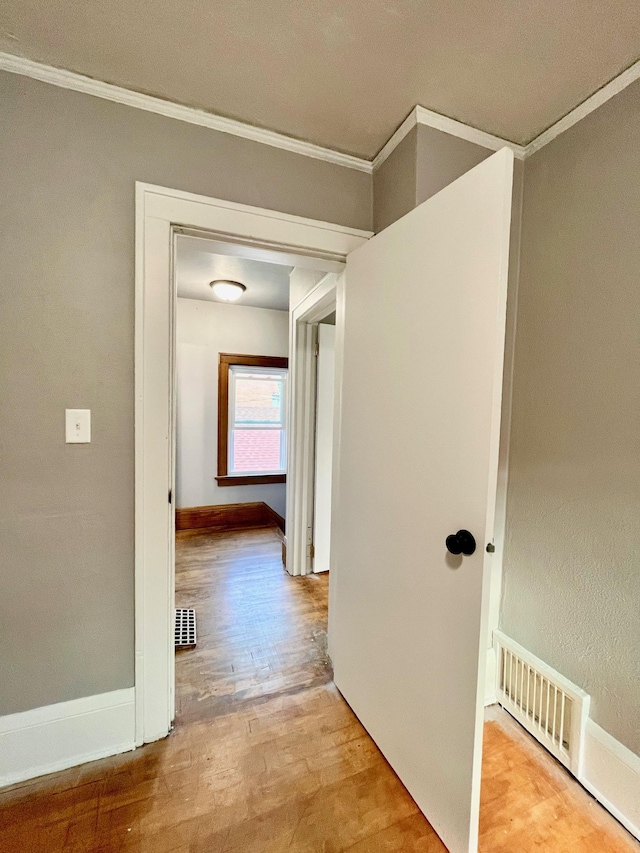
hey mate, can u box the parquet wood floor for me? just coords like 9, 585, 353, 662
0, 526, 637, 852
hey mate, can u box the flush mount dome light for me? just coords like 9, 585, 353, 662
210, 280, 247, 302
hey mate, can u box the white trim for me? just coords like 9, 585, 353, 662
0, 52, 371, 174
372, 57, 640, 169
372, 107, 526, 172
416, 106, 527, 160
493, 630, 590, 777
327, 270, 346, 662
580, 720, 640, 842
141, 183, 371, 259
484, 646, 497, 707
485, 161, 524, 707
135, 182, 371, 744
287, 319, 316, 578
371, 110, 418, 171
524, 57, 640, 157
0, 689, 135, 788
286, 274, 340, 577
4, 50, 640, 173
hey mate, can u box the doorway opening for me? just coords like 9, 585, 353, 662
134, 181, 369, 747
171, 230, 342, 727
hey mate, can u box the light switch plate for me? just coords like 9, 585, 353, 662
65, 409, 91, 443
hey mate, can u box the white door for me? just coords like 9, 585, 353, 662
331, 149, 513, 853
313, 323, 336, 573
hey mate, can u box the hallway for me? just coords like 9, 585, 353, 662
0, 526, 637, 852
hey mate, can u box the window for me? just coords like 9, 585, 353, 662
229, 366, 287, 474
217, 354, 288, 486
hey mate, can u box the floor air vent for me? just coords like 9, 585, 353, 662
175, 608, 196, 648
493, 630, 590, 775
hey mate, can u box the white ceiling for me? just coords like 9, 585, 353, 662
176, 235, 291, 311
2, 1, 640, 157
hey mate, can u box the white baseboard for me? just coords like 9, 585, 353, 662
580, 719, 640, 841
484, 646, 497, 706
0, 688, 136, 788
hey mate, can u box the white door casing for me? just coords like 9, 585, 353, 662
330, 149, 514, 853
135, 183, 370, 745
313, 323, 336, 573
286, 274, 340, 577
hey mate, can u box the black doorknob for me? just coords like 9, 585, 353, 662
445, 529, 476, 556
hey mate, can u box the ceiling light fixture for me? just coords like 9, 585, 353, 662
209, 279, 247, 302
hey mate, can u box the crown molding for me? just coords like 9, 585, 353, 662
2, 51, 524, 175
372, 106, 526, 172
415, 106, 527, 160
0, 52, 373, 174
373, 55, 640, 170
371, 109, 418, 171
524, 56, 640, 158
4, 50, 640, 175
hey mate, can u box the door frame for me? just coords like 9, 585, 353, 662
134, 181, 370, 745
312, 320, 337, 574
286, 275, 339, 577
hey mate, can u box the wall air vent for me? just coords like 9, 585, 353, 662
493, 630, 590, 776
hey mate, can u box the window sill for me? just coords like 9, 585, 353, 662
216, 474, 286, 487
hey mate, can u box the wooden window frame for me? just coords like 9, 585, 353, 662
217, 353, 288, 486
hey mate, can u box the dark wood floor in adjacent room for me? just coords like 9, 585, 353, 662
1, 526, 637, 852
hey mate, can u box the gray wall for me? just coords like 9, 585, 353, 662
372, 123, 494, 233
372, 128, 417, 233
0, 72, 371, 715
502, 79, 640, 754
415, 124, 492, 206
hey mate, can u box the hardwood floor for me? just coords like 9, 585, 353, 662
480, 710, 638, 853
0, 526, 637, 852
